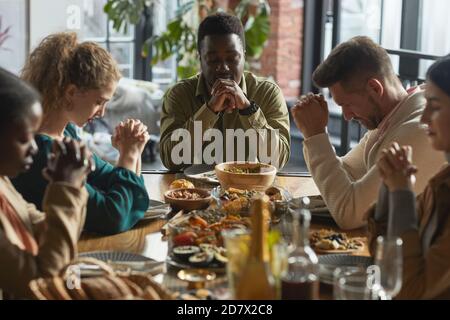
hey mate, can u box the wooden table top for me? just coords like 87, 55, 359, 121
77, 173, 370, 297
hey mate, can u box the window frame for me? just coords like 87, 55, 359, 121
302, 0, 444, 156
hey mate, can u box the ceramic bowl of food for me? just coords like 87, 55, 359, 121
215, 162, 277, 191
164, 188, 212, 212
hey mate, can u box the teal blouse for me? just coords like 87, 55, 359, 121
12, 123, 149, 235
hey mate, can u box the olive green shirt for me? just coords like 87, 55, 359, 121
160, 72, 290, 171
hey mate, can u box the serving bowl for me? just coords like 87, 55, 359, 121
164, 188, 212, 212
215, 162, 277, 191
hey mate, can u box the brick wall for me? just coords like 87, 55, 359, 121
259, 0, 304, 101
227, 0, 304, 100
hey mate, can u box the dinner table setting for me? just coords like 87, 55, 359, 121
77, 162, 376, 300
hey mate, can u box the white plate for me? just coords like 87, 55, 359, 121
293, 195, 334, 222
80, 251, 154, 262
308, 195, 326, 208
144, 199, 171, 220
79, 251, 165, 275
184, 164, 219, 184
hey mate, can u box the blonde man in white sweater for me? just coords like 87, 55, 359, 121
291, 36, 446, 230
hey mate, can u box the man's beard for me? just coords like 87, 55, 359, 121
363, 96, 384, 130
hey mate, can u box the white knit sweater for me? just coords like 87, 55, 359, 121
303, 89, 446, 230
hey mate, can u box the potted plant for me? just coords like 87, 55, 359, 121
104, 0, 270, 79
0, 16, 11, 50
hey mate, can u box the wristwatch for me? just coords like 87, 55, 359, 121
239, 100, 260, 116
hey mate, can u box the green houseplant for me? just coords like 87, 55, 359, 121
0, 16, 11, 50
104, 0, 271, 79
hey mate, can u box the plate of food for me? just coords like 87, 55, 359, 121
184, 165, 219, 184
166, 245, 227, 273
211, 186, 259, 215
211, 186, 291, 222
164, 188, 212, 212
165, 208, 251, 271
310, 229, 365, 254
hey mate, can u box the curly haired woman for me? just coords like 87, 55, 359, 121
12, 32, 150, 235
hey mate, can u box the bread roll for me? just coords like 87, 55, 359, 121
82, 277, 121, 299
46, 277, 72, 300
169, 179, 195, 190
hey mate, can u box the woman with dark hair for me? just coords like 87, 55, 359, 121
12, 32, 150, 235
368, 55, 450, 299
0, 67, 90, 298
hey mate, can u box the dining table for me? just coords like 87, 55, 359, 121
78, 172, 370, 299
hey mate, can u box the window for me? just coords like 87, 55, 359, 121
0, 0, 28, 74
78, 0, 135, 78
419, 0, 450, 74
302, 0, 449, 157
26, 0, 135, 78
150, 0, 178, 91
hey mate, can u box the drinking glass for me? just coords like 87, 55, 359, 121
333, 266, 379, 300
277, 212, 294, 249
222, 229, 251, 299
374, 236, 403, 300
271, 241, 289, 299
